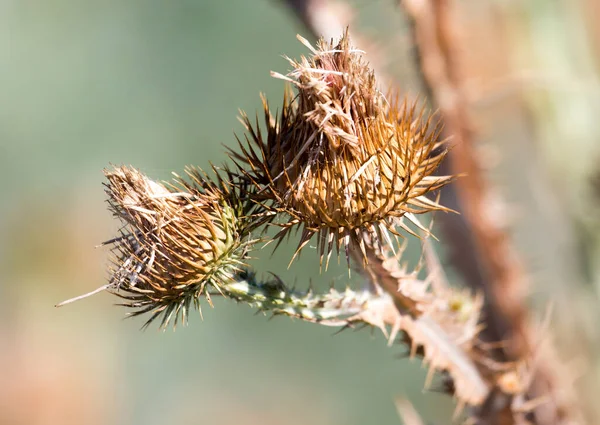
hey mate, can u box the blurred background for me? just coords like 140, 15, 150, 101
1, 0, 599, 424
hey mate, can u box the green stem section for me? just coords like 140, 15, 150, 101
215, 270, 388, 324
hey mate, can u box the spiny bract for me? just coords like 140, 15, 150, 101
103, 165, 260, 329
231, 30, 453, 269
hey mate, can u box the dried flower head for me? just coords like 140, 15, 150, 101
231, 30, 453, 267
101, 165, 261, 329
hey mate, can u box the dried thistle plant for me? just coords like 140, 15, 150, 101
230, 30, 453, 267
55, 28, 545, 425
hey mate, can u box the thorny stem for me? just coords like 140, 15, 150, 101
348, 235, 421, 316
217, 270, 380, 324
220, 267, 490, 408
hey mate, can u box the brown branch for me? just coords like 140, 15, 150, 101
399, 0, 583, 424
401, 0, 527, 356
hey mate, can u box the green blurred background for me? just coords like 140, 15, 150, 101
1, 1, 599, 424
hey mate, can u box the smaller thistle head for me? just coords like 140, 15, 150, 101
102, 165, 260, 329
231, 30, 454, 268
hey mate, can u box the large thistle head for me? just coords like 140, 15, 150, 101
102, 165, 262, 329
231, 30, 454, 267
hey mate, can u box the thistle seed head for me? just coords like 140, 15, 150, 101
103, 165, 259, 329
231, 30, 454, 267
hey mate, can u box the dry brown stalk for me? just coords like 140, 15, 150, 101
399, 0, 527, 355
398, 0, 583, 423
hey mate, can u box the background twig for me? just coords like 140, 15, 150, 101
399, 0, 582, 423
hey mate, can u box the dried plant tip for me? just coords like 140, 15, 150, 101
273, 31, 381, 155
232, 29, 454, 268
102, 165, 258, 329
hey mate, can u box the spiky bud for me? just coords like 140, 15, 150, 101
231, 30, 453, 267
103, 165, 259, 328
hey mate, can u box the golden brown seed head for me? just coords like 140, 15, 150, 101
232, 31, 454, 267
103, 165, 255, 328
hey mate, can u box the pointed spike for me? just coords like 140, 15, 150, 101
424, 365, 437, 390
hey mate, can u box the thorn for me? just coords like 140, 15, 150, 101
410, 341, 418, 359
423, 365, 436, 390
55, 285, 110, 307
453, 400, 466, 420
332, 324, 353, 336
387, 319, 402, 347
205, 292, 214, 308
